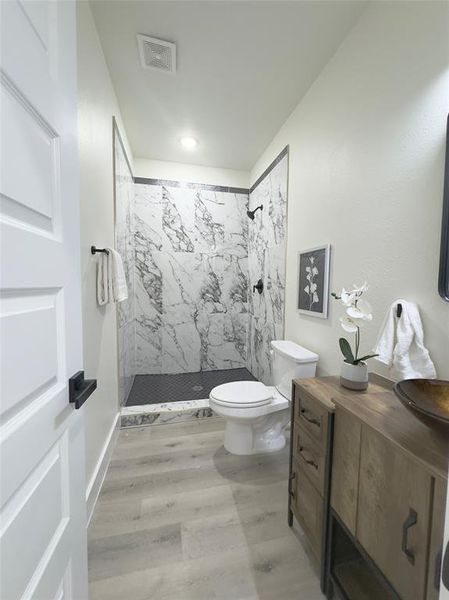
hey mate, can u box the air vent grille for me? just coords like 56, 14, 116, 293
137, 34, 176, 73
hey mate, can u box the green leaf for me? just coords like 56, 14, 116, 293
354, 354, 379, 364
339, 338, 355, 364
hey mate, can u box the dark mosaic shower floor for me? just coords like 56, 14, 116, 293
126, 368, 257, 406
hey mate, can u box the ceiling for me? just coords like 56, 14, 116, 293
91, 1, 366, 170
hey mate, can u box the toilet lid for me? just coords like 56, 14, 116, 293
210, 381, 272, 407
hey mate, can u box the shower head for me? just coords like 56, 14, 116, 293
247, 205, 263, 220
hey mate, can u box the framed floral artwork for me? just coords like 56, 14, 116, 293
297, 244, 331, 318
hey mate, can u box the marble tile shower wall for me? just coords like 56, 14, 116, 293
114, 131, 136, 404
247, 153, 288, 385
134, 183, 249, 375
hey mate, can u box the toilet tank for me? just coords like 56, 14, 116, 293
271, 340, 319, 399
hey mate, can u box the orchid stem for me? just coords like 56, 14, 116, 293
355, 326, 360, 361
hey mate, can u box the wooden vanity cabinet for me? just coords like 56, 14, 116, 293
288, 380, 334, 588
289, 377, 449, 600
357, 424, 432, 600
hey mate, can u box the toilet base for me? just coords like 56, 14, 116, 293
223, 409, 289, 455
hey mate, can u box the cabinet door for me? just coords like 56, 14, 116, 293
291, 461, 323, 560
331, 408, 361, 535
427, 477, 447, 600
357, 426, 431, 600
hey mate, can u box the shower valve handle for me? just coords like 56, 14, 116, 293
253, 279, 264, 294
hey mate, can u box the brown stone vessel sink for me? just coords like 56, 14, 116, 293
394, 379, 449, 434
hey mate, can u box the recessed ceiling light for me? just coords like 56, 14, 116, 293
180, 136, 198, 150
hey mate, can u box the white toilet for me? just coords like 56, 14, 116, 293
209, 340, 319, 455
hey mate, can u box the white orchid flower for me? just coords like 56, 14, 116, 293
340, 288, 356, 306
346, 299, 373, 321
352, 282, 369, 296
340, 316, 358, 333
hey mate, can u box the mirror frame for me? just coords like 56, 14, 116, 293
439, 114, 449, 301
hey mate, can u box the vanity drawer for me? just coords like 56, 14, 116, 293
291, 461, 323, 559
293, 424, 326, 495
295, 389, 329, 449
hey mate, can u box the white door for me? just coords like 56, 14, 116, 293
0, 1, 88, 599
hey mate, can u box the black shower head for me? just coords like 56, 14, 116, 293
247, 205, 263, 220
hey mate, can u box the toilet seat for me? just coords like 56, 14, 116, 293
209, 381, 272, 409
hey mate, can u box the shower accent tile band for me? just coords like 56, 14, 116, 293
134, 177, 249, 195
249, 145, 289, 193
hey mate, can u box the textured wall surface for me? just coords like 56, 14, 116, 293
247, 153, 288, 384
133, 183, 249, 375
251, 1, 449, 380
77, 1, 133, 492
114, 126, 135, 403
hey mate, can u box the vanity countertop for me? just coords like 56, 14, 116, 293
294, 375, 449, 481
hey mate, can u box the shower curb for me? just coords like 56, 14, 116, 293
120, 399, 217, 428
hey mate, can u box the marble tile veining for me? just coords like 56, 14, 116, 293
247, 152, 288, 385
116, 150, 288, 399
134, 183, 250, 375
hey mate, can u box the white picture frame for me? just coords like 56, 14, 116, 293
297, 244, 331, 319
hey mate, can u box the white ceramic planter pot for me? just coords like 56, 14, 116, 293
340, 361, 368, 391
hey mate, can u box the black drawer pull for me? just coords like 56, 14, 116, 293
289, 471, 296, 500
298, 446, 319, 470
402, 508, 417, 564
300, 408, 321, 427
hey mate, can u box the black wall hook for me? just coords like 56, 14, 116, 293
91, 246, 109, 255
397, 303, 402, 318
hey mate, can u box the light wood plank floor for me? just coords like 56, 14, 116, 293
88, 418, 325, 600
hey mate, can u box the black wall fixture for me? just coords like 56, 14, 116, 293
253, 279, 263, 294
438, 114, 449, 301
247, 205, 263, 220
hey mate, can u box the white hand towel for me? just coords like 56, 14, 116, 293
96, 251, 109, 305
107, 247, 128, 303
373, 300, 436, 379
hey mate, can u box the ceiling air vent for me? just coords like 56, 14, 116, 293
137, 34, 176, 73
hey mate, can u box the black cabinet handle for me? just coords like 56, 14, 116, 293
300, 408, 321, 427
69, 371, 97, 409
402, 508, 418, 564
298, 446, 319, 470
442, 542, 449, 590
289, 471, 296, 500
435, 546, 443, 590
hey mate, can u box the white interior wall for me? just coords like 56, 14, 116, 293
134, 157, 249, 188
77, 1, 134, 514
251, 1, 449, 379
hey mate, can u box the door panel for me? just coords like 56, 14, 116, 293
0, 1, 88, 598
330, 408, 361, 535
427, 477, 447, 600
357, 425, 431, 600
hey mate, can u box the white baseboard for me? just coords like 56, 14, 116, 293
86, 412, 120, 526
